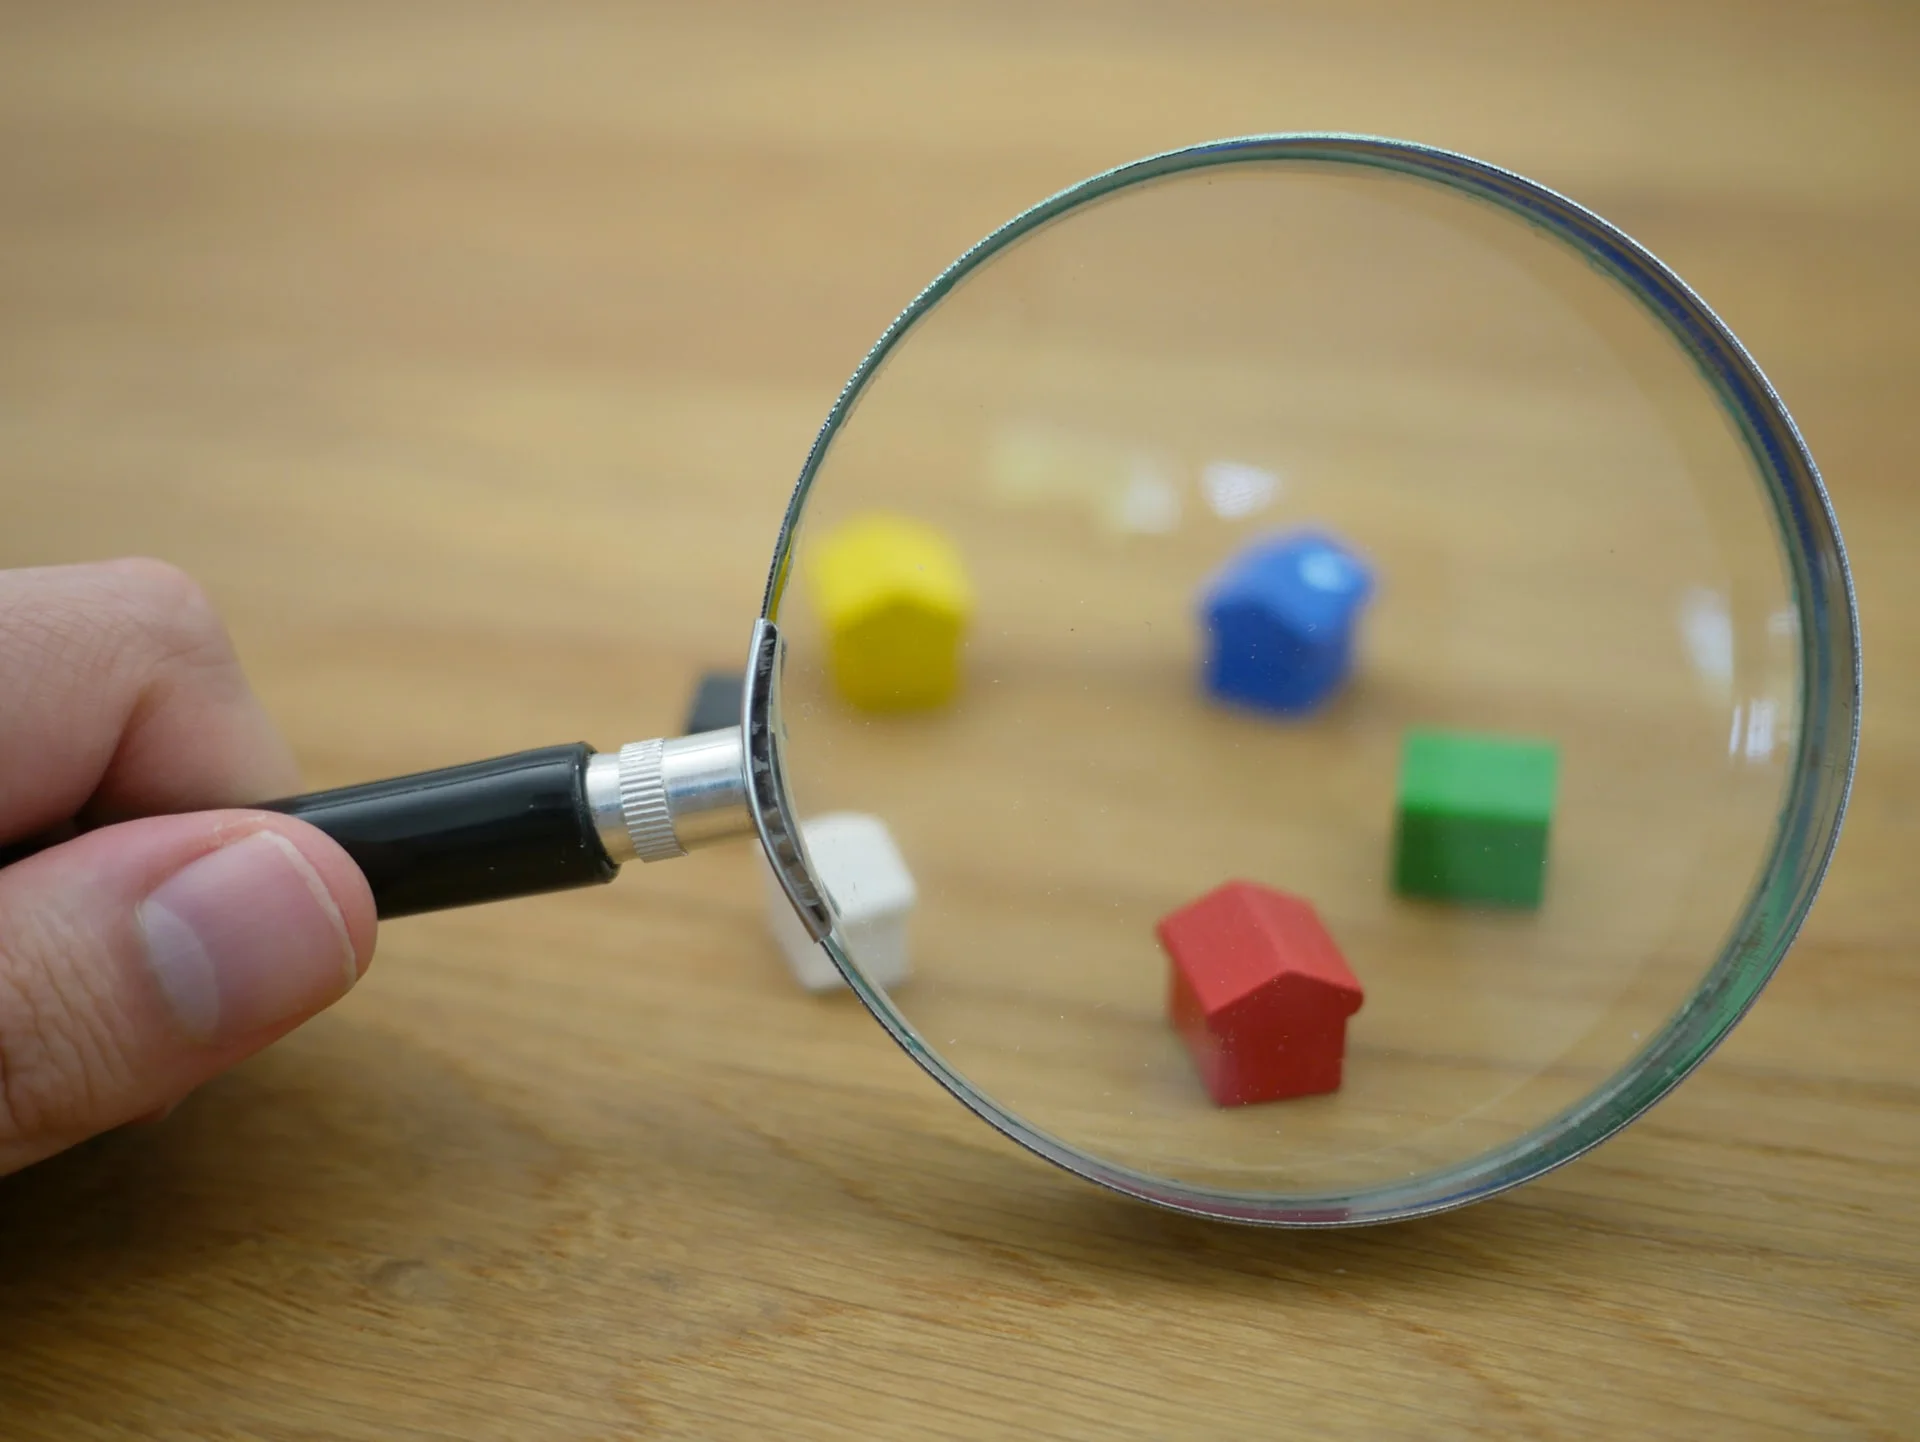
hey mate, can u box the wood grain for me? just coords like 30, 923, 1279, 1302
0, 3, 1915, 1437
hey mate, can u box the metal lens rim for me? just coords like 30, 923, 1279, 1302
752, 133, 1861, 1226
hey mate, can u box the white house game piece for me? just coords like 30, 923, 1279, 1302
761, 811, 916, 994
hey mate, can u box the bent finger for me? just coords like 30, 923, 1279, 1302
0, 559, 299, 841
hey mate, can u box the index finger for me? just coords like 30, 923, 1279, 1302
0, 559, 301, 843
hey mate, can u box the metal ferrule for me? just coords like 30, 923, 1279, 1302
585, 728, 753, 865
581, 621, 827, 941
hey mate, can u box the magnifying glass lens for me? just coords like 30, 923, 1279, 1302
761, 143, 1848, 1223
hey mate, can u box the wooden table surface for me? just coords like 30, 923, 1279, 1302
1, 3, 1915, 1437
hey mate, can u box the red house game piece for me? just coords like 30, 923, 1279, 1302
1156, 881, 1364, 1106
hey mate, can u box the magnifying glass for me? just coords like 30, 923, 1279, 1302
90, 134, 1861, 1225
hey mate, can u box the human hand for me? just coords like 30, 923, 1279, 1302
0, 560, 376, 1175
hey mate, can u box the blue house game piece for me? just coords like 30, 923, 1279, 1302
1201, 530, 1375, 715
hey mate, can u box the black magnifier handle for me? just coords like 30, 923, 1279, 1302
0, 749, 616, 920
0, 732, 754, 920
264, 728, 756, 920
262, 744, 617, 918
0, 630, 812, 929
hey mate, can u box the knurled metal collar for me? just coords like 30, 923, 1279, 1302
617, 738, 683, 862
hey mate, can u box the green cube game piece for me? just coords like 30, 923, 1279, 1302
1392, 729, 1559, 908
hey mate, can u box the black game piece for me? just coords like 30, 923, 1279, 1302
683, 670, 744, 735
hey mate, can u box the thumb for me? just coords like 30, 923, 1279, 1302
0, 812, 376, 1173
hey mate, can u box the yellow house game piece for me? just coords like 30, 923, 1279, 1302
810, 513, 972, 711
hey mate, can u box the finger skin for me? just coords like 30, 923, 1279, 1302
0, 559, 300, 840
0, 811, 376, 1175
0, 559, 380, 1173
